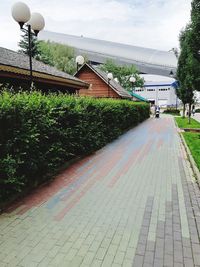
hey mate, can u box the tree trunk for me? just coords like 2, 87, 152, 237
188, 103, 191, 124
182, 104, 186, 118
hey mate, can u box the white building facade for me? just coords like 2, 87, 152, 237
135, 74, 178, 107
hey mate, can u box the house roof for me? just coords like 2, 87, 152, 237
131, 92, 149, 102
0, 47, 89, 89
39, 31, 177, 77
139, 74, 176, 85
75, 63, 132, 99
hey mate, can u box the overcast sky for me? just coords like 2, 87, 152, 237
1, 0, 192, 52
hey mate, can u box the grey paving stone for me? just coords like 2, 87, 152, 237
135, 243, 146, 256
153, 258, 163, 267
146, 241, 155, 252
164, 254, 173, 266
184, 257, 195, 267
183, 246, 193, 259
144, 251, 154, 265
132, 254, 143, 267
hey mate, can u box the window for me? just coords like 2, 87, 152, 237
159, 88, 168, 91
147, 88, 155, 91
135, 89, 144, 92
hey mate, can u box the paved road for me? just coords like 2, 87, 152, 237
0, 116, 200, 267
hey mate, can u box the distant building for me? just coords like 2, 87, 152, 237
194, 91, 200, 104
39, 31, 177, 77
75, 63, 132, 99
135, 74, 178, 107
0, 47, 89, 93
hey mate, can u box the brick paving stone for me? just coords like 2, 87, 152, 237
164, 254, 173, 267
144, 250, 154, 265
184, 257, 195, 267
146, 241, 155, 252
81, 251, 96, 265
132, 254, 144, 267
1, 116, 200, 266
122, 259, 133, 267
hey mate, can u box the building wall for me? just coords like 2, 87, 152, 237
77, 67, 120, 98
135, 86, 177, 106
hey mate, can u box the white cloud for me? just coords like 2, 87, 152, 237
0, 0, 192, 51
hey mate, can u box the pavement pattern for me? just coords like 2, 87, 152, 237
0, 115, 200, 267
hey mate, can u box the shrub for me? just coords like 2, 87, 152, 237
163, 109, 180, 115
0, 91, 149, 202
195, 108, 200, 113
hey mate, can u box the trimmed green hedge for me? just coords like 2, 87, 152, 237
0, 91, 149, 202
163, 109, 180, 115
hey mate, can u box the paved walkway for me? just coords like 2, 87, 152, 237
0, 116, 200, 267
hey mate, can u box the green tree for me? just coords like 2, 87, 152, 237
100, 60, 144, 92
37, 41, 76, 75
177, 25, 195, 121
189, 0, 200, 90
176, 0, 200, 122
169, 47, 179, 59
18, 25, 40, 58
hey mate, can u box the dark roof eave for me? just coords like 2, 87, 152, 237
0, 47, 89, 89
0, 63, 89, 89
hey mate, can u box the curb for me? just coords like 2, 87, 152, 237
183, 128, 200, 133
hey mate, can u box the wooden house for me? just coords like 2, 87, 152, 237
74, 63, 132, 99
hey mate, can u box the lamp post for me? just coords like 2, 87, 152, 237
12, 2, 45, 86
76, 55, 84, 72
107, 73, 113, 98
129, 76, 136, 92
75, 55, 84, 96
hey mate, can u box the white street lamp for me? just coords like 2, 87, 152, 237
107, 73, 113, 80
76, 55, 85, 71
28, 12, 45, 36
12, 2, 45, 84
114, 77, 119, 83
129, 76, 136, 83
107, 72, 113, 97
12, 2, 31, 28
129, 76, 136, 92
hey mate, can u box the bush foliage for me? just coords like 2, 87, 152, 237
0, 91, 149, 202
163, 109, 180, 115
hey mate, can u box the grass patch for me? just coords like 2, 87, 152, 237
175, 117, 200, 129
182, 132, 200, 170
